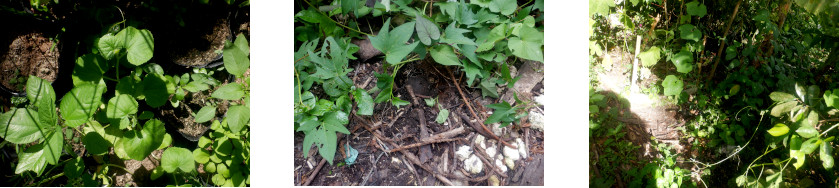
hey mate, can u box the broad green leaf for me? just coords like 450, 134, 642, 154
480, 78, 500, 98
194, 149, 210, 164
226, 105, 250, 133
213, 83, 245, 100
455, 0, 478, 25
730, 84, 741, 96
771, 92, 796, 102
489, 0, 517, 15
768, 123, 790, 137
323, 111, 350, 134
195, 106, 217, 123
801, 110, 819, 130
83, 132, 110, 155
142, 73, 175, 108
224, 34, 250, 77
662, 75, 684, 96
369, 18, 418, 64
485, 102, 513, 125
801, 138, 821, 154
0, 108, 48, 144
825, 89, 839, 109
477, 23, 507, 52
430, 45, 462, 66
440, 22, 476, 46
43, 129, 62, 165
685, 1, 707, 18
121, 119, 166, 161
471, 0, 491, 8
791, 135, 806, 169
353, 89, 374, 116
341, 0, 360, 15
97, 33, 120, 60
821, 141, 834, 169
161, 147, 195, 173
508, 26, 544, 62
120, 27, 155, 65
639, 46, 661, 67
26, 75, 55, 106
64, 157, 85, 179
319, 129, 338, 165
106, 94, 139, 122
72, 54, 108, 86
795, 83, 807, 102
589, 0, 615, 17
184, 81, 211, 92
672, 51, 694, 73
436, 108, 450, 124
771, 101, 797, 117
678, 24, 701, 42
415, 13, 440, 45
60, 83, 105, 128
15, 142, 51, 175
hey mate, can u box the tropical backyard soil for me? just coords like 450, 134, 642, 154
293, 39, 546, 186
0, 26, 61, 94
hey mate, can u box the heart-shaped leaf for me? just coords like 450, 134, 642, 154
161, 147, 195, 173
662, 75, 684, 96
686, 1, 707, 18
415, 13, 440, 45
672, 50, 694, 73
679, 24, 702, 42
430, 45, 462, 66
120, 119, 166, 161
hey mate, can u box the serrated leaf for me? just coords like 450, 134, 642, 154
212, 83, 245, 100
227, 105, 250, 133
43, 129, 62, 165
415, 13, 440, 45
662, 75, 684, 96
686, 1, 707, 18
639, 46, 661, 67
430, 45, 462, 66
26, 75, 55, 107
678, 24, 701, 42
768, 123, 790, 137
672, 50, 694, 73
508, 26, 544, 62
161, 147, 195, 173
15, 142, 50, 175
195, 106, 217, 123
369, 18, 418, 64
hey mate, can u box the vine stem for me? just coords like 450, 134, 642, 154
35, 172, 64, 186
302, 0, 373, 36
821, 122, 839, 136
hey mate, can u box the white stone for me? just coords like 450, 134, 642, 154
464, 154, 483, 174
516, 138, 528, 159
505, 157, 516, 170
391, 157, 401, 164
528, 110, 544, 132
485, 145, 497, 158
474, 135, 486, 149
533, 95, 546, 106
489, 175, 500, 186
456, 145, 472, 161
495, 157, 507, 173
491, 124, 505, 136
503, 145, 520, 161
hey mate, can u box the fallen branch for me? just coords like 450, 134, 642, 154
473, 140, 509, 178
302, 158, 327, 186
707, 0, 743, 82
388, 138, 465, 153
406, 84, 434, 163
446, 67, 516, 149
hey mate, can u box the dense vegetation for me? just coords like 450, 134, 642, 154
0, 0, 250, 186
590, 0, 839, 187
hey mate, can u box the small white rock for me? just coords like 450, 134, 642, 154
528, 110, 544, 132
485, 145, 497, 158
505, 157, 516, 170
489, 175, 500, 186
464, 155, 484, 174
456, 146, 472, 161
491, 124, 505, 136
495, 157, 507, 173
533, 95, 545, 106
474, 135, 486, 149
503, 145, 520, 161
392, 157, 402, 164
516, 138, 528, 159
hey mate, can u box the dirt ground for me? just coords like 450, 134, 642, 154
293, 46, 545, 185
0, 32, 60, 93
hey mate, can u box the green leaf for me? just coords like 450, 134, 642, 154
194, 148, 210, 164
477, 23, 507, 52
801, 137, 821, 154
212, 83, 245, 100
678, 24, 701, 42
323, 111, 350, 134
64, 157, 85, 179
60, 83, 105, 128
455, 0, 478, 25
15, 142, 51, 175
121, 27, 155, 65
341, 0, 360, 15
43, 129, 62, 165
508, 26, 544, 62
672, 50, 694, 73
440, 22, 476, 46
142, 73, 175, 108
83, 132, 111, 155
480, 78, 499, 98
768, 123, 790, 137
0, 108, 48, 144
195, 106, 217, 123
639, 46, 661, 67
26, 75, 55, 107
161, 147, 195, 173
826, 89, 839, 109
415, 13, 440, 46
662, 75, 684, 96
72, 54, 108, 86
319, 129, 338, 165
771, 92, 796, 102
226, 105, 250, 133
183, 81, 211, 92
589, 0, 615, 17
436, 108, 450, 124
771, 101, 797, 117
106, 94, 139, 122
120, 119, 166, 161
368, 18, 418, 64
353, 89, 374, 116
96, 33, 120, 60
425, 98, 436, 107
685, 1, 707, 18
821, 141, 834, 169
224, 34, 250, 77
430, 45, 462, 66
484, 102, 514, 125
488, 0, 517, 15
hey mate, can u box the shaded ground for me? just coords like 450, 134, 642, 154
293, 47, 545, 186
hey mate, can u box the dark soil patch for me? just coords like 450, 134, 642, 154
159, 89, 229, 142
165, 17, 230, 67
0, 31, 60, 93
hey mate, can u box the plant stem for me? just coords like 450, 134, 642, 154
516, 0, 535, 14
303, 0, 373, 36
35, 172, 64, 186
821, 122, 839, 136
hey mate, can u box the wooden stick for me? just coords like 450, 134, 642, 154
406, 85, 434, 163
473, 141, 509, 178
707, 0, 743, 82
446, 68, 516, 149
302, 158, 327, 186
388, 138, 465, 153
388, 127, 466, 152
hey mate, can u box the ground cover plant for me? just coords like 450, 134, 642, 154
0, 0, 250, 186
590, 0, 839, 187
294, 0, 545, 185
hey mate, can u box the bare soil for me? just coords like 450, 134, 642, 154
0, 32, 60, 92
165, 17, 230, 67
